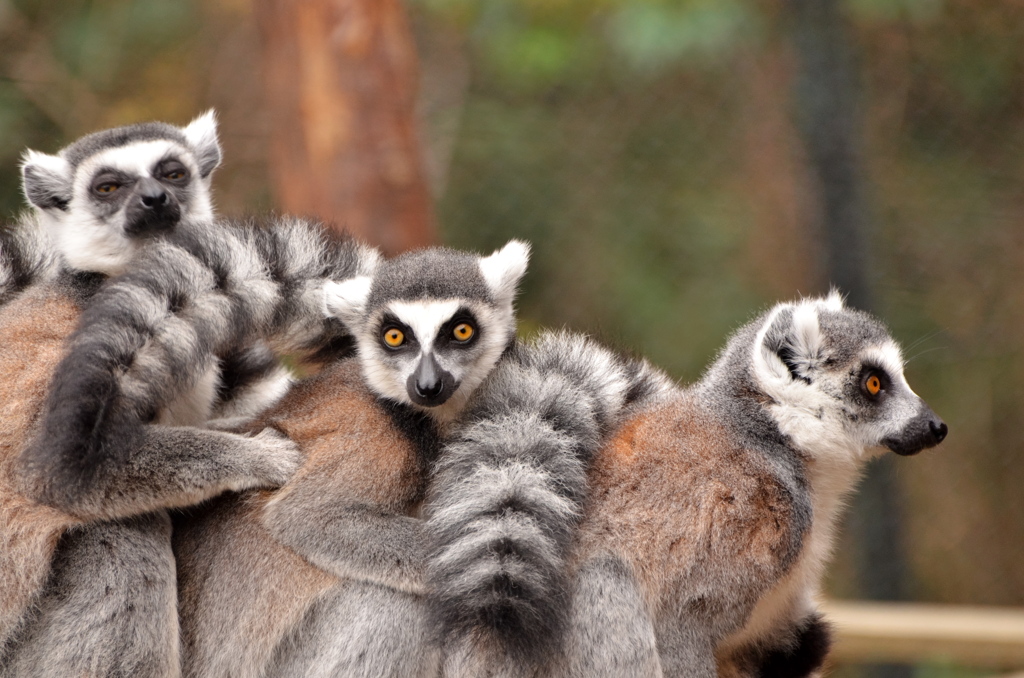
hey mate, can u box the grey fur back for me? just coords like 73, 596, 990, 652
425, 331, 674, 673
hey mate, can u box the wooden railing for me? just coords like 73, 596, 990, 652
822, 601, 1024, 669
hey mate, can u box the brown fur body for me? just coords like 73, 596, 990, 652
176, 359, 439, 678
0, 279, 93, 655
556, 390, 807, 677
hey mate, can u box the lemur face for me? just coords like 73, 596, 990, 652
752, 293, 947, 459
20, 111, 221, 276
325, 240, 530, 423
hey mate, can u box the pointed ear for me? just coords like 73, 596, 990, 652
183, 109, 222, 178
755, 302, 828, 386
823, 288, 845, 312
479, 239, 530, 304
21, 150, 72, 211
323, 276, 373, 326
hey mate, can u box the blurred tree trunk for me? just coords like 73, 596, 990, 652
254, 0, 435, 254
787, 3, 912, 677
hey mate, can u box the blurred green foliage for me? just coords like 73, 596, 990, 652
1, 0, 1023, 672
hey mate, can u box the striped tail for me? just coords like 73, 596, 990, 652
425, 331, 673, 672
21, 215, 379, 507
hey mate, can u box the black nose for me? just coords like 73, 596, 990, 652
415, 379, 443, 399
138, 179, 168, 211
407, 352, 454, 407
930, 419, 948, 444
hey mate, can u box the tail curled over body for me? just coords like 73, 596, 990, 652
0, 215, 58, 306
425, 331, 674, 672
19, 215, 379, 510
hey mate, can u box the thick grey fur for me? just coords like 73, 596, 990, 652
367, 246, 493, 306
0, 215, 58, 307
426, 332, 675, 676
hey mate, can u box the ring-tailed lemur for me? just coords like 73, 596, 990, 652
23, 238, 524, 675
548, 293, 947, 678
0, 112, 232, 661
67, 232, 655, 678
174, 241, 533, 678
3, 213, 378, 677
33, 219, 674, 677
0, 113, 375, 674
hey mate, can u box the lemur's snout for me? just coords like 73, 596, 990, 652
138, 180, 169, 210
126, 178, 181, 237
883, 404, 948, 456
407, 353, 455, 407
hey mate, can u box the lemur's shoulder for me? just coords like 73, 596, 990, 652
0, 286, 82, 449
252, 359, 432, 510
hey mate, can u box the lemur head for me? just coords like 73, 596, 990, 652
20, 111, 222, 276
324, 240, 529, 422
749, 292, 947, 460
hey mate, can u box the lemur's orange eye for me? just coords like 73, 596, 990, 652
96, 183, 120, 194
452, 323, 474, 342
164, 170, 185, 180
383, 328, 405, 347
866, 374, 882, 396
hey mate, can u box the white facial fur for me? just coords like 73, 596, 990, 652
72, 141, 210, 274
751, 294, 924, 463
21, 111, 220, 276
323, 240, 529, 423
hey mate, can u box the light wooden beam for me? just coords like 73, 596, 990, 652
823, 600, 1024, 669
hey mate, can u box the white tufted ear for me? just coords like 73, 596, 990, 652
323, 275, 373, 326
21, 150, 72, 211
822, 288, 845, 312
479, 239, 530, 304
786, 302, 827, 379
752, 298, 831, 389
182, 109, 222, 178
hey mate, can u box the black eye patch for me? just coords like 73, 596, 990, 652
154, 157, 189, 183
90, 168, 135, 201
438, 308, 480, 348
378, 313, 416, 351
858, 364, 891, 400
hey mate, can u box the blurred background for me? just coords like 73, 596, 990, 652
0, 0, 1021, 675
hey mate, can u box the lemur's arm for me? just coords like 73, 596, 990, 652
261, 394, 431, 595
19, 426, 299, 521
264, 485, 428, 595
